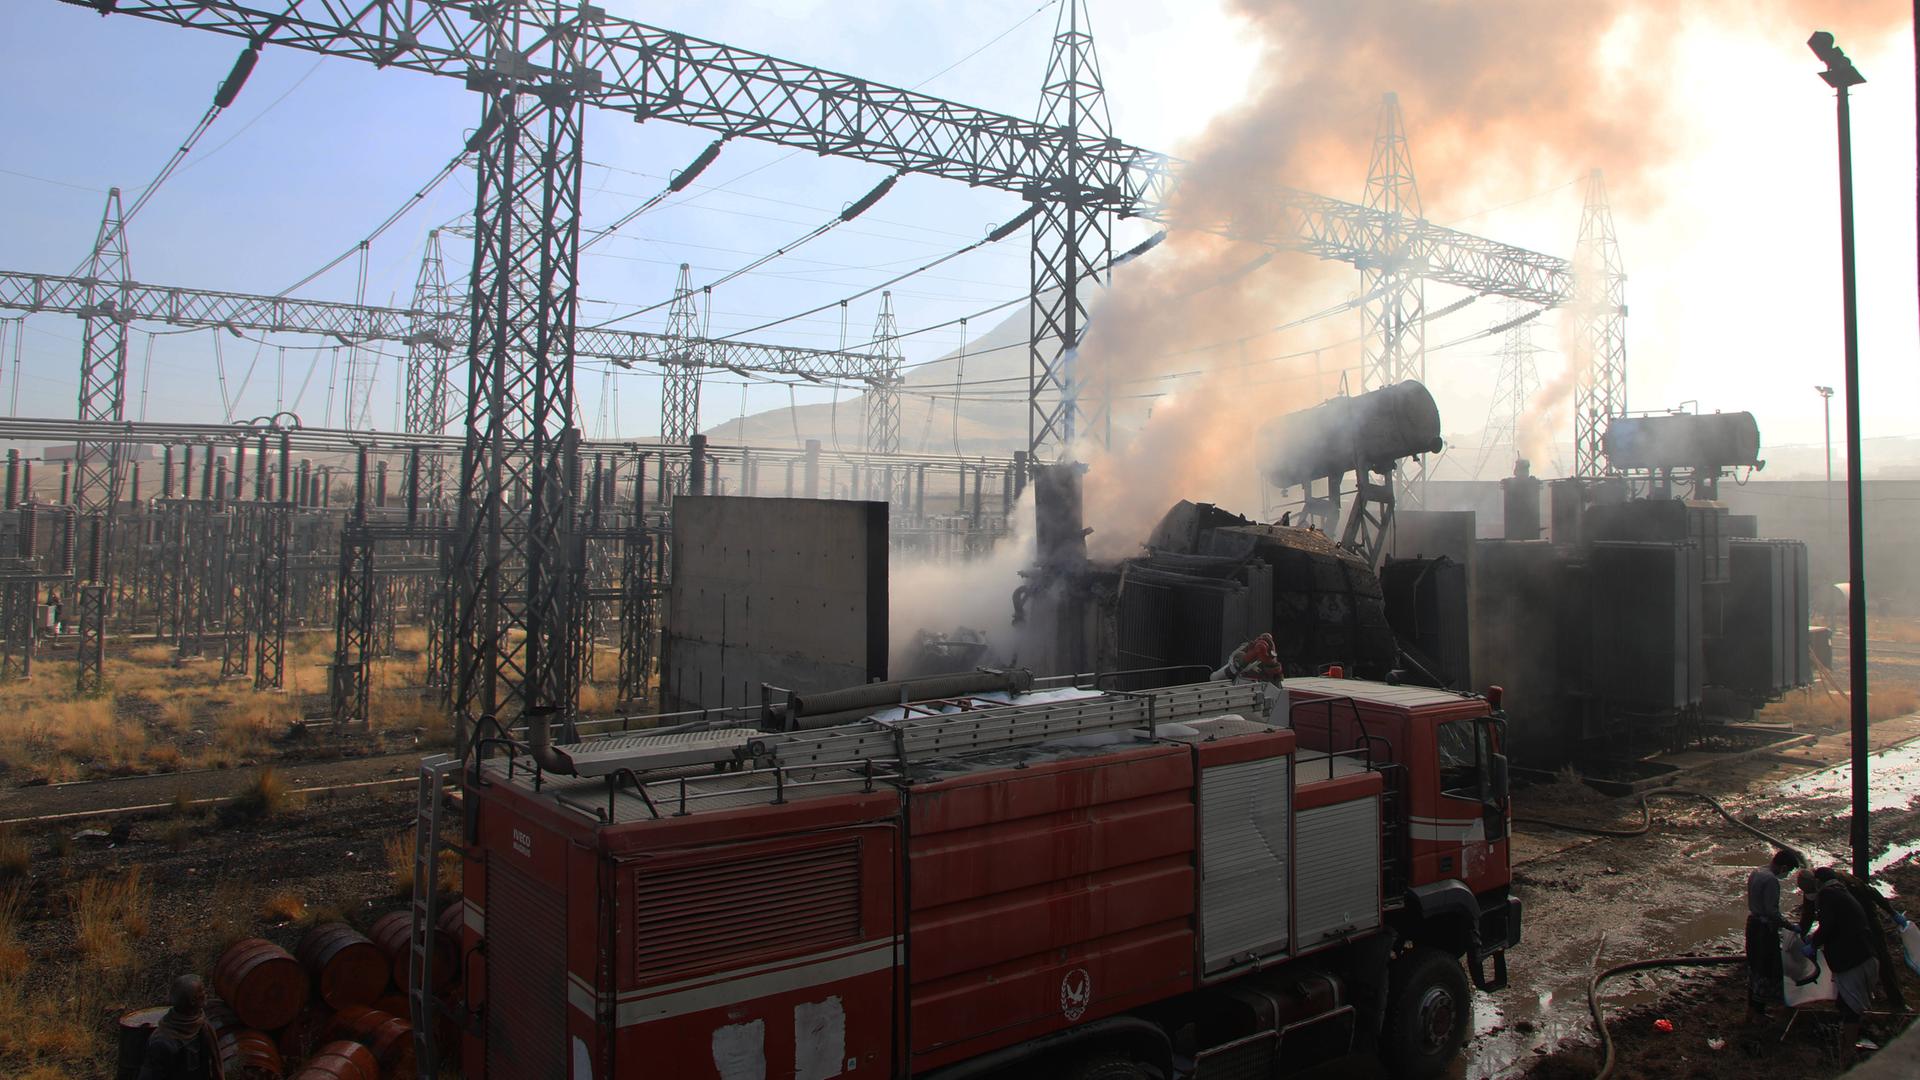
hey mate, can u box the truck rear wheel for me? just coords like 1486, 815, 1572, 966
1382, 947, 1472, 1077
1065, 1051, 1160, 1080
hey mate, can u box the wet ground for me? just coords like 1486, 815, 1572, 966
1462, 714, 1920, 1079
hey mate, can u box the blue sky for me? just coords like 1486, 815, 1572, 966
2, 1, 1916, 466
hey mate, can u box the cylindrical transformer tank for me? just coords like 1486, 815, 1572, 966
1502, 462, 1543, 540
1602, 412, 1761, 470
1258, 380, 1443, 488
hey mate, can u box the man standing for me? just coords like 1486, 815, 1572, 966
1814, 866, 1909, 1013
1805, 870, 1879, 1063
136, 974, 222, 1080
1746, 850, 1800, 1023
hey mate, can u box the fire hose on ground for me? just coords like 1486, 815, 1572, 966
1584, 934, 1745, 1080
1514, 786, 1805, 860
1519, 790, 1811, 1078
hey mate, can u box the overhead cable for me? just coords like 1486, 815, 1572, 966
586, 170, 905, 331
580, 138, 727, 254
72, 44, 262, 278
718, 205, 1042, 342
276, 144, 474, 296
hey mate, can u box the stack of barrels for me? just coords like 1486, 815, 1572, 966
115, 901, 466, 1080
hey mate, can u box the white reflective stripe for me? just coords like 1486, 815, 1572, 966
568, 972, 598, 1017
615, 940, 897, 1027
614, 937, 899, 1004
463, 903, 485, 935
1408, 820, 1479, 842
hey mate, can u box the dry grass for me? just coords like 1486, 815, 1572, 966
0, 964, 108, 1066
47, 698, 124, 761
578, 681, 615, 716
1870, 616, 1920, 644
224, 766, 299, 821
141, 743, 184, 770
216, 709, 269, 756
0, 886, 25, 981
258, 888, 308, 924
129, 644, 175, 664
1762, 681, 1920, 728
385, 831, 415, 895
158, 695, 198, 734
385, 831, 458, 897
393, 626, 430, 654
0, 829, 26, 881
69, 868, 150, 974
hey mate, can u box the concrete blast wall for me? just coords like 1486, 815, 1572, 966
663, 496, 888, 710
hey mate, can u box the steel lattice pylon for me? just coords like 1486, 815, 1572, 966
253, 499, 289, 690
404, 229, 461, 502
74, 187, 132, 691
0, 266, 897, 382
450, 0, 589, 739
1361, 92, 1427, 504
1474, 299, 1545, 479
866, 290, 902, 457
1029, 0, 1113, 465
659, 262, 702, 496
1571, 169, 1627, 476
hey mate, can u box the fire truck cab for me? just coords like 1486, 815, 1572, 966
438, 675, 1517, 1080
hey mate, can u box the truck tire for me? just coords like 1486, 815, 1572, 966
1382, 947, 1472, 1077
1066, 1051, 1160, 1080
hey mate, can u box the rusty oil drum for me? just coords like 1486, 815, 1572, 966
215, 1026, 285, 1079
297, 923, 388, 1009
275, 1003, 333, 1060
289, 1038, 380, 1080
326, 1004, 415, 1075
205, 998, 284, 1080
114, 1006, 169, 1080
367, 910, 411, 991
212, 938, 309, 1031
369, 907, 460, 992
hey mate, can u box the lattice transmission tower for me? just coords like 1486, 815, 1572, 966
1029, 0, 1114, 465
1474, 300, 1545, 479
659, 262, 703, 496
404, 228, 461, 503
1571, 168, 1627, 476
1361, 92, 1428, 503
448, 0, 590, 730
73, 186, 133, 692
866, 290, 902, 457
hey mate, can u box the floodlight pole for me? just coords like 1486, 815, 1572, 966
1811, 31, 1870, 878
1815, 384, 1834, 552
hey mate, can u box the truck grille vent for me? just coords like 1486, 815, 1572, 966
486, 863, 567, 1080
631, 840, 862, 981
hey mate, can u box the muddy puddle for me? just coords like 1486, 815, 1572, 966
1778, 740, 1920, 805
1458, 736, 1920, 1078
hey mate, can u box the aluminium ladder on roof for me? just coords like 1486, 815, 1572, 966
750, 681, 1271, 768
410, 753, 459, 1077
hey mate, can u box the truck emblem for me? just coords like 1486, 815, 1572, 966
1059, 968, 1091, 1021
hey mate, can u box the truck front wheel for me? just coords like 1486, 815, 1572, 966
1382, 946, 1472, 1077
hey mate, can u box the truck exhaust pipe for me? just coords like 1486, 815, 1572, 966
524, 706, 578, 776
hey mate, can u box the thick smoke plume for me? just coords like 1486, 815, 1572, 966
1073, 0, 1906, 556
889, 492, 1035, 670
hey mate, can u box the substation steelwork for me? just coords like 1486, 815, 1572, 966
0, 415, 1025, 731
19, 0, 1627, 738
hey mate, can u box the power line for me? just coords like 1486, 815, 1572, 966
585, 171, 905, 330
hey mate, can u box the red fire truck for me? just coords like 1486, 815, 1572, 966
421, 674, 1518, 1079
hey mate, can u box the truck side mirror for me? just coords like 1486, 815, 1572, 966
1489, 753, 1510, 807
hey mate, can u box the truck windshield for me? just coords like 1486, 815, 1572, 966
1437, 719, 1483, 802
